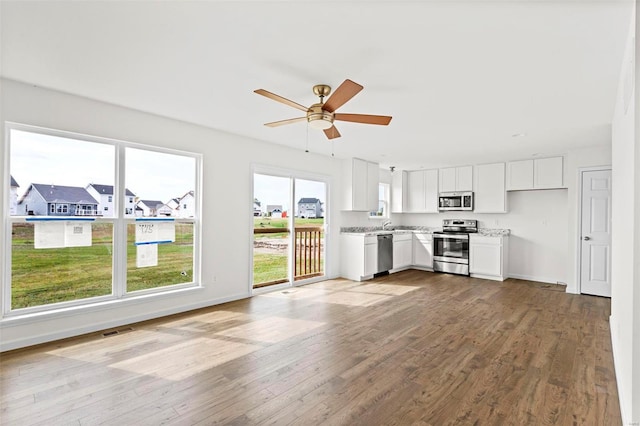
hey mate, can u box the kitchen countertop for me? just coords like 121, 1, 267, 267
340, 226, 440, 236
340, 226, 510, 236
477, 228, 511, 236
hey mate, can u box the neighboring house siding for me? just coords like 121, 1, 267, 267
297, 198, 322, 218
17, 188, 48, 216
10, 189, 19, 215
266, 205, 283, 218
86, 184, 136, 217
157, 204, 174, 216
177, 192, 195, 218
10, 176, 19, 215
138, 200, 164, 217
18, 184, 99, 216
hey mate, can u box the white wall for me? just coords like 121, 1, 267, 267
400, 189, 570, 284
0, 79, 343, 351
610, 4, 640, 422
344, 150, 616, 286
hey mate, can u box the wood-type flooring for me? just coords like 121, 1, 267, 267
0, 270, 621, 425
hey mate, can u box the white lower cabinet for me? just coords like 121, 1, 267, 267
364, 238, 378, 276
469, 235, 509, 281
412, 233, 433, 269
392, 233, 412, 270
341, 234, 378, 281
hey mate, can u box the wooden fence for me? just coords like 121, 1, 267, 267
253, 226, 324, 287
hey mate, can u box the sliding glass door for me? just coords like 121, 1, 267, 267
252, 169, 327, 290
252, 173, 291, 288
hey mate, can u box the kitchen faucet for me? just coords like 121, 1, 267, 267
382, 220, 392, 230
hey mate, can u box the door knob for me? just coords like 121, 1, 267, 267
583, 236, 591, 241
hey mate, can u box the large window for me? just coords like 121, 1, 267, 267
5, 124, 201, 314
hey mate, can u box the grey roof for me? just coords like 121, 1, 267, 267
139, 200, 164, 208
31, 184, 98, 204
88, 183, 135, 197
10, 175, 19, 187
298, 198, 320, 204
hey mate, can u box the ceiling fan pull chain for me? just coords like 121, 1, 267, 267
305, 123, 309, 153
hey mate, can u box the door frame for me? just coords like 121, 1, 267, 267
250, 164, 331, 295
575, 165, 612, 295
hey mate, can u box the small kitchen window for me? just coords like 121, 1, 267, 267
369, 183, 390, 219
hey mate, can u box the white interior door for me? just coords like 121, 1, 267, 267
580, 169, 612, 297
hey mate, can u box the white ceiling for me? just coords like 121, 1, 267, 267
0, 1, 633, 170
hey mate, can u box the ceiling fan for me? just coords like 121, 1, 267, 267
254, 79, 392, 140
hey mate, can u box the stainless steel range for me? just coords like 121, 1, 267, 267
433, 219, 477, 276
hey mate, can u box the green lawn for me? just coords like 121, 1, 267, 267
11, 217, 323, 307
11, 222, 193, 309
253, 252, 288, 284
252, 217, 324, 286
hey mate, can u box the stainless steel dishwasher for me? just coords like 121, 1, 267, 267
377, 234, 393, 273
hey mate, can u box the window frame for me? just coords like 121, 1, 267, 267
369, 182, 390, 219
3, 122, 202, 317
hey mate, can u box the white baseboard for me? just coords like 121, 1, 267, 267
470, 273, 505, 282
609, 315, 630, 425
507, 273, 564, 285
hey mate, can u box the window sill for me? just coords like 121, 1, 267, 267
0, 284, 204, 328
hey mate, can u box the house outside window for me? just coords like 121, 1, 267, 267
6, 124, 201, 315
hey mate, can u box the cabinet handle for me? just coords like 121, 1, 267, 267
583, 236, 591, 241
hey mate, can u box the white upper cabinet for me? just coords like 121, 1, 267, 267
439, 167, 457, 192
391, 171, 407, 213
424, 169, 439, 212
367, 161, 380, 211
406, 169, 438, 213
343, 158, 380, 211
506, 159, 534, 190
534, 157, 564, 189
457, 166, 473, 191
506, 156, 564, 191
406, 170, 425, 212
473, 162, 506, 213
439, 166, 473, 192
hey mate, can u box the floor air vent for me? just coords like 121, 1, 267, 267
102, 327, 134, 337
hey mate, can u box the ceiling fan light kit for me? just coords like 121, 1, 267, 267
307, 104, 334, 130
254, 79, 392, 139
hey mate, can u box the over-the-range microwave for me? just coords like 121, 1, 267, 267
438, 191, 474, 211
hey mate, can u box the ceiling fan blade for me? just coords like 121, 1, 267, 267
322, 79, 363, 113
334, 113, 392, 125
323, 125, 341, 139
254, 89, 308, 112
264, 117, 307, 127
